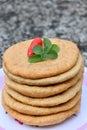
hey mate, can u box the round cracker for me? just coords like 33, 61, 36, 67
2, 88, 81, 116
3, 38, 79, 79
2, 98, 80, 126
5, 68, 83, 98
5, 79, 82, 107
3, 54, 83, 86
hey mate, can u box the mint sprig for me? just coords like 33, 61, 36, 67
29, 38, 60, 63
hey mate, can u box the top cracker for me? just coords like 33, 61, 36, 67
3, 38, 79, 79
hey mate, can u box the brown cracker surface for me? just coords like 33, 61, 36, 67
2, 98, 80, 126
5, 79, 82, 107
5, 68, 83, 98
3, 38, 79, 79
3, 54, 83, 86
2, 88, 81, 116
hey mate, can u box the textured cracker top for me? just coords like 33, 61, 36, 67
3, 38, 79, 79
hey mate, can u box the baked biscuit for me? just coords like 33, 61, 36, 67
3, 38, 79, 79
2, 88, 81, 116
2, 38, 84, 127
3, 54, 83, 86
5, 68, 83, 98
5, 79, 82, 107
2, 98, 80, 126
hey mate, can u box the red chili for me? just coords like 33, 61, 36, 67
27, 38, 43, 57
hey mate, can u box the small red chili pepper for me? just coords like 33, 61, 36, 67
27, 38, 43, 57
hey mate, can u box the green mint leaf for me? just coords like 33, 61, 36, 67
33, 45, 43, 55
29, 55, 42, 63
47, 50, 58, 59
51, 44, 60, 53
41, 53, 47, 60
43, 38, 52, 53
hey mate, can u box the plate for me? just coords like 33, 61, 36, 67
0, 68, 87, 130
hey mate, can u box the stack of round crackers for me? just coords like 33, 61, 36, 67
2, 38, 84, 126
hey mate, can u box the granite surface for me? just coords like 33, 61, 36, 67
0, 0, 87, 68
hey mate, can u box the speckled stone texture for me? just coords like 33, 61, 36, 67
0, 0, 87, 67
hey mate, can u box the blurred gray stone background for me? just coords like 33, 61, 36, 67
0, 0, 87, 68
